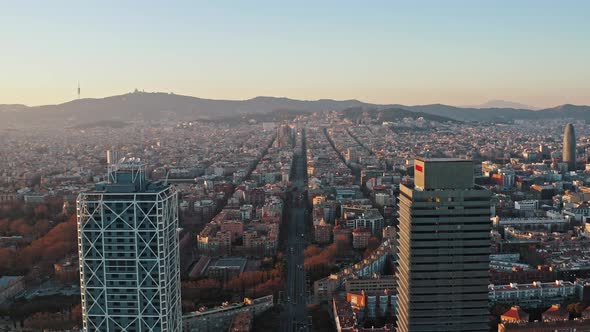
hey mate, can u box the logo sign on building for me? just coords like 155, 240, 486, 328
347, 292, 366, 307
415, 164, 423, 172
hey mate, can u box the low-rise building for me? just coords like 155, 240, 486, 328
515, 200, 539, 211
314, 240, 394, 301
344, 276, 396, 294
342, 208, 384, 236
314, 219, 333, 244
206, 257, 247, 282
352, 227, 371, 249
221, 221, 244, 242
498, 320, 590, 332
183, 295, 273, 332
332, 293, 395, 332
501, 306, 529, 323
489, 280, 576, 308
541, 304, 569, 322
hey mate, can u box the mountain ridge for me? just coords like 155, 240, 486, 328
1, 91, 589, 127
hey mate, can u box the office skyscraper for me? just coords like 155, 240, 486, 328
563, 123, 576, 171
77, 159, 181, 331
397, 158, 491, 332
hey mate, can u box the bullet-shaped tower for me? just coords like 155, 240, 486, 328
563, 123, 576, 171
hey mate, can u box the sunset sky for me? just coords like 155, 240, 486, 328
2, 0, 589, 107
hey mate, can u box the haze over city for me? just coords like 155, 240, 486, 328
3, 2, 590, 332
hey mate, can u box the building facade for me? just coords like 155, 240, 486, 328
489, 280, 576, 308
344, 276, 396, 294
352, 227, 371, 249
182, 295, 273, 332
314, 219, 333, 244
314, 239, 394, 301
397, 158, 492, 332
563, 123, 576, 171
77, 161, 182, 331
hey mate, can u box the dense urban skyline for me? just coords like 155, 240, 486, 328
3, 2, 590, 331
3, 103, 590, 331
2, 0, 590, 107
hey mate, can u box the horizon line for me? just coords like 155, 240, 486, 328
2, 90, 579, 110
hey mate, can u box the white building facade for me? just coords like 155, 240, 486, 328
77, 162, 182, 331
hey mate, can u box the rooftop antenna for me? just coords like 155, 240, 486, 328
107, 151, 146, 187
77, 81, 81, 99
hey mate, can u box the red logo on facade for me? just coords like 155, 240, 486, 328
415, 164, 423, 172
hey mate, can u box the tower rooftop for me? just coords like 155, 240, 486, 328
415, 157, 470, 163
414, 158, 474, 190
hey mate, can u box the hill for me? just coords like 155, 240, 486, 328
0, 91, 371, 127
1, 91, 589, 127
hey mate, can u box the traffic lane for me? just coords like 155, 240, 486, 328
290, 208, 307, 323
286, 211, 303, 330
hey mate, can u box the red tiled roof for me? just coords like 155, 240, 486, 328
542, 304, 569, 321
501, 306, 529, 322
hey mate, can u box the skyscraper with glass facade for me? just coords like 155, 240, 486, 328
397, 158, 491, 332
563, 123, 576, 171
77, 160, 181, 331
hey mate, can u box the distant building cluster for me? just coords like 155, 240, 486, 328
498, 304, 590, 331
313, 240, 394, 301
195, 127, 295, 263
196, 196, 283, 258
6, 103, 590, 331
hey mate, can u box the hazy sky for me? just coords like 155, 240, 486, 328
1, 0, 589, 107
